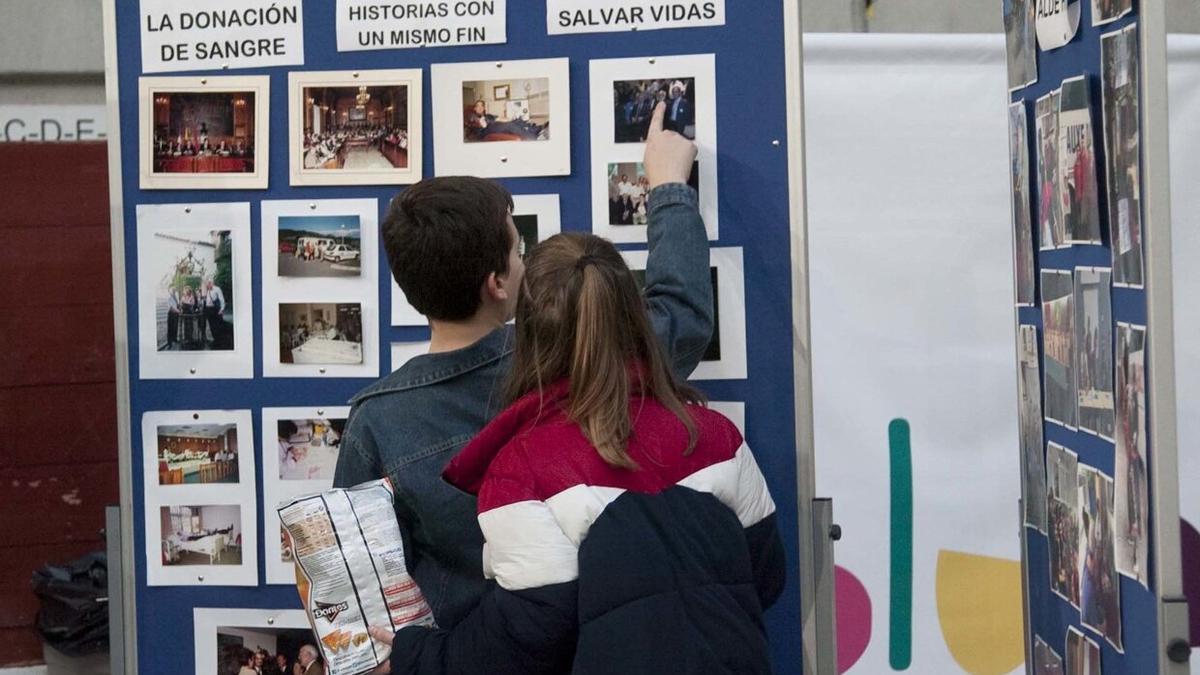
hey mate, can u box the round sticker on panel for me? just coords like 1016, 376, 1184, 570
1035, 0, 1080, 50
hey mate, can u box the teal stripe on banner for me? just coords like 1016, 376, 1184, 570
889, 418, 913, 670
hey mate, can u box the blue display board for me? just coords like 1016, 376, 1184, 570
106, 1, 804, 671
1012, 2, 1169, 672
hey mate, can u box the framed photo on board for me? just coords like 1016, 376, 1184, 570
288, 69, 423, 186
431, 58, 570, 178
138, 76, 269, 190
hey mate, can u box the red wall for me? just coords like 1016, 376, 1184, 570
0, 142, 119, 666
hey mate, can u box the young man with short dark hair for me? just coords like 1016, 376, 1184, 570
333, 105, 713, 667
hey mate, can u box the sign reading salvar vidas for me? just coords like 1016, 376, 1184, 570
141, 0, 305, 73
336, 0, 507, 51
547, 0, 724, 35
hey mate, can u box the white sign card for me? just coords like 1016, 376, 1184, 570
142, 409, 258, 587
391, 194, 562, 326
431, 58, 571, 178
589, 54, 718, 244
336, 0, 506, 50
288, 69, 424, 187
136, 202, 254, 380
392, 341, 433, 372
1035, 0, 1080, 50
548, 0, 724, 35
622, 246, 747, 380
261, 199, 380, 379
140, 0, 304, 74
194, 608, 310, 674
262, 406, 350, 584
0, 106, 107, 142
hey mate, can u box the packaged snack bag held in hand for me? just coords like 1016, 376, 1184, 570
279, 479, 435, 675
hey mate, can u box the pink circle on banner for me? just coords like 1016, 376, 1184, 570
836, 565, 872, 673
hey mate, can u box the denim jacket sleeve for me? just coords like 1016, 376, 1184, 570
643, 182, 715, 380
332, 407, 380, 489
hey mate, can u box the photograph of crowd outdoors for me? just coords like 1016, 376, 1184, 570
1102, 24, 1144, 286
277, 417, 345, 481
1018, 326, 1047, 532
301, 84, 410, 170
1009, 103, 1036, 305
613, 77, 696, 143
151, 90, 256, 174
1003, 0, 1038, 90
278, 303, 364, 365
1059, 78, 1102, 244
1036, 90, 1066, 250
152, 230, 234, 352
217, 625, 324, 675
1047, 442, 1080, 607
607, 161, 699, 226
277, 215, 361, 278
1114, 323, 1149, 586
1078, 467, 1123, 651
160, 505, 242, 566
156, 422, 239, 486
1033, 636, 1064, 675
461, 78, 550, 142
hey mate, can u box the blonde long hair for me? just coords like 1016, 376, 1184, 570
505, 232, 702, 469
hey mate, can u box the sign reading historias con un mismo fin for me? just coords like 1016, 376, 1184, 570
140, 0, 305, 73
336, 1, 507, 51
546, 0, 724, 35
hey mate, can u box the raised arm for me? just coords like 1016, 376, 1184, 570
641, 102, 714, 381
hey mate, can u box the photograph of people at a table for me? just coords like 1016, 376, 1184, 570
613, 77, 696, 143
278, 303, 363, 365
277, 215, 362, 278
461, 77, 550, 142
156, 422, 239, 485
301, 84, 410, 170
160, 505, 242, 566
154, 230, 235, 352
277, 417, 344, 481
151, 91, 256, 174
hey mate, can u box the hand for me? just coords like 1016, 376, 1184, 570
642, 101, 697, 190
367, 626, 394, 674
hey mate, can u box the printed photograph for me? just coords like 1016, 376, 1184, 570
277, 215, 362, 278
514, 213, 539, 260
1059, 77, 1102, 244
1078, 467, 1123, 651
1004, 0, 1038, 90
1114, 323, 1149, 586
300, 83, 410, 172
1033, 635, 1064, 675
160, 505, 242, 566
1065, 627, 1101, 675
1018, 325, 1048, 532
1074, 268, 1114, 438
1092, 0, 1132, 26
281, 525, 294, 564
278, 303, 364, 365
606, 161, 699, 226
1041, 270, 1077, 428
1036, 90, 1066, 250
633, 265, 721, 364
150, 90, 257, 175
148, 229, 235, 352
276, 417, 345, 481
1102, 24, 1144, 287
1009, 103, 1036, 305
156, 422, 239, 485
461, 78, 550, 142
613, 77, 697, 142
1047, 442, 1081, 607
217, 625, 323, 675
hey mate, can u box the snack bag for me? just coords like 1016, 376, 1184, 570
280, 479, 435, 675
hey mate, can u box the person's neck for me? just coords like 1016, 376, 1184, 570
428, 314, 503, 354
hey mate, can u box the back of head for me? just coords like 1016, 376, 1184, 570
506, 232, 701, 468
382, 176, 514, 321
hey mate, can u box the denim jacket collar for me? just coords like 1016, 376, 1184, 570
349, 326, 515, 405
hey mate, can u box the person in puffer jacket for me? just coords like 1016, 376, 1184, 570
369, 231, 786, 674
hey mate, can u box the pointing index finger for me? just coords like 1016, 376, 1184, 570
649, 101, 666, 135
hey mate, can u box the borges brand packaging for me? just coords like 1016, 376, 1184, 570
279, 479, 435, 675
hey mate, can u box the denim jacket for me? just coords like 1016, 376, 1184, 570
332, 183, 713, 629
